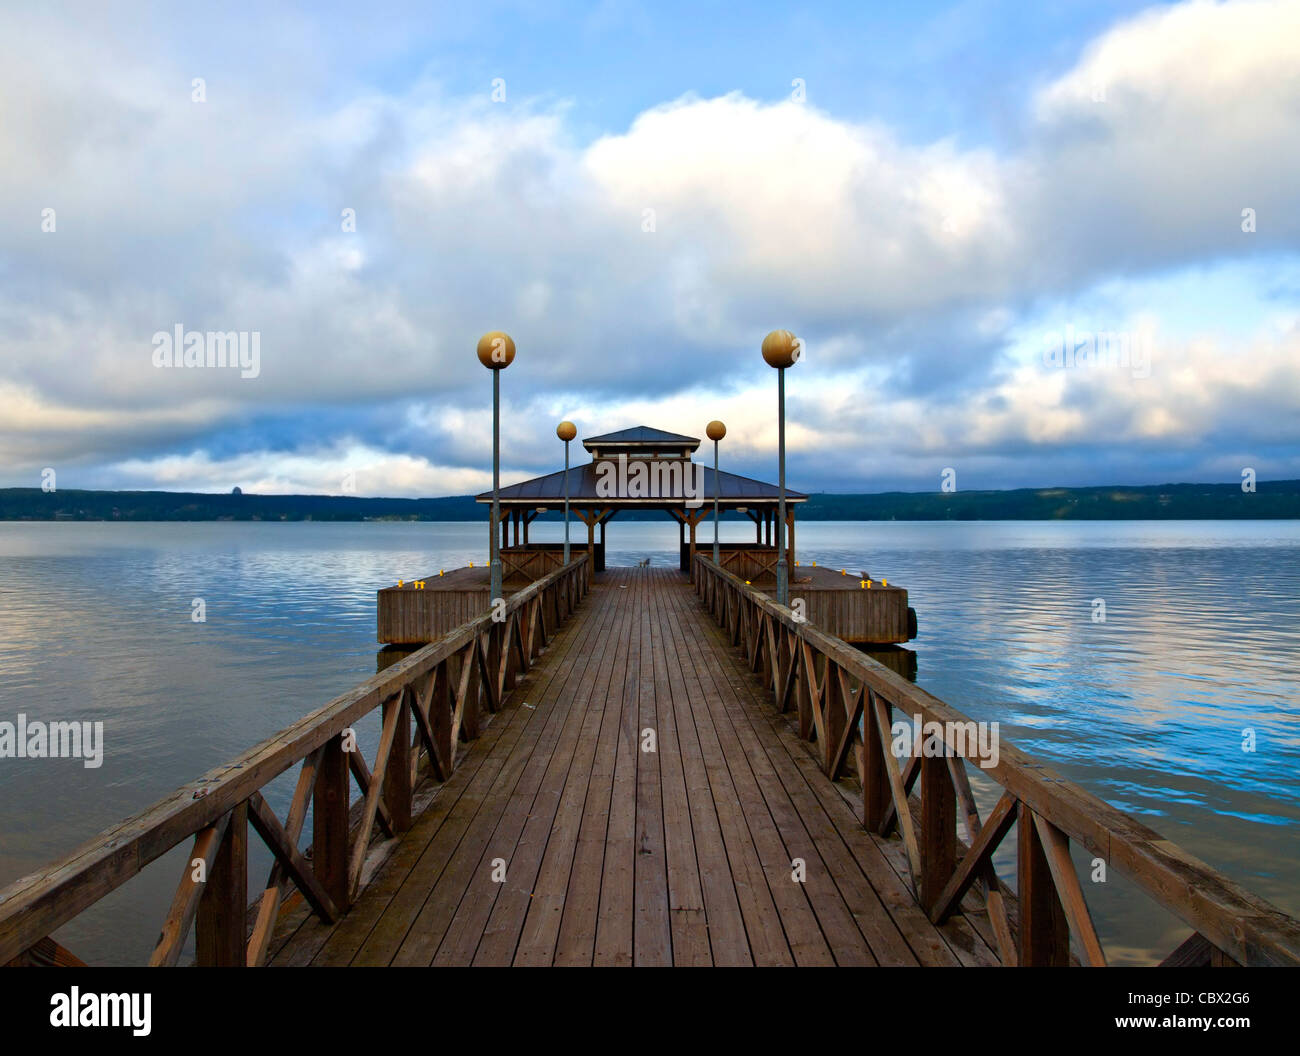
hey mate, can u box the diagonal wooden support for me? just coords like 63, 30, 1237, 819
247, 747, 320, 966
347, 741, 395, 838
6, 937, 86, 967
929, 791, 1017, 924
1031, 811, 1107, 966
798, 640, 825, 744
870, 695, 921, 890
347, 698, 402, 899
477, 631, 499, 713
747, 608, 763, 671
829, 670, 864, 780
247, 791, 339, 923
149, 812, 231, 967
947, 757, 1017, 965
412, 673, 451, 781
879, 742, 922, 836
454, 643, 480, 741
508, 610, 528, 680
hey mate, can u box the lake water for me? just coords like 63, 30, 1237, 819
1, 520, 1297, 964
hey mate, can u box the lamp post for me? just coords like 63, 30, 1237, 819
706, 420, 726, 563
762, 330, 801, 606
477, 331, 516, 604
557, 420, 577, 564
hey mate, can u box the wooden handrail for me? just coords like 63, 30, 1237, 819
693, 554, 1300, 967
0, 555, 591, 967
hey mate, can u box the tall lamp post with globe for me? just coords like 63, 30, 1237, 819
706, 420, 726, 563
477, 331, 516, 604
762, 330, 800, 606
557, 420, 577, 564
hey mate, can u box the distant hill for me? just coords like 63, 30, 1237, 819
2, 480, 1299, 521
800, 481, 1300, 520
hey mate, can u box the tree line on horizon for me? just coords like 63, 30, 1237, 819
2, 480, 1298, 521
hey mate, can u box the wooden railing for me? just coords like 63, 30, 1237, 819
500, 544, 567, 582
713, 546, 780, 583
0, 555, 590, 967
694, 555, 1300, 967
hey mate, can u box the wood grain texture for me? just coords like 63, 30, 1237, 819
271, 568, 980, 966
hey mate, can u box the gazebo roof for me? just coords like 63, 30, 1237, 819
475, 462, 807, 505
583, 425, 700, 449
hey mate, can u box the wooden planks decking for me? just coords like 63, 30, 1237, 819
268, 567, 997, 967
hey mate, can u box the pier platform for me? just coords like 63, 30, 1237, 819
270, 568, 991, 966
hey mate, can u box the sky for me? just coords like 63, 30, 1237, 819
2, 0, 1299, 497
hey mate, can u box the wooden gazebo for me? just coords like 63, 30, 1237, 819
475, 426, 807, 577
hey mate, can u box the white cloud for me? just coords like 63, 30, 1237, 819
2, 0, 1300, 491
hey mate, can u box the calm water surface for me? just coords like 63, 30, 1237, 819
1, 520, 1297, 964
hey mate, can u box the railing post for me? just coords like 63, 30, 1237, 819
488, 622, 504, 708
432, 663, 455, 771
195, 801, 247, 966
777, 629, 793, 714
920, 744, 957, 911
457, 649, 481, 741
795, 644, 814, 740
823, 662, 846, 775
383, 692, 412, 832
1017, 802, 1069, 965
862, 690, 891, 831
314, 732, 351, 914
503, 615, 521, 689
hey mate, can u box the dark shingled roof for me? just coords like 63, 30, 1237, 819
583, 426, 700, 446
476, 463, 806, 504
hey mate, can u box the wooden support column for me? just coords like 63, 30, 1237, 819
383, 692, 412, 832
196, 801, 248, 966
486, 624, 504, 709
1017, 802, 1070, 965
823, 664, 847, 775
786, 508, 796, 570
597, 507, 614, 572
862, 690, 892, 830
432, 663, 456, 765
313, 732, 351, 914
921, 740, 957, 911
863, 691, 894, 832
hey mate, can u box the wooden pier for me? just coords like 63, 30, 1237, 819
271, 566, 975, 966
3, 556, 1299, 968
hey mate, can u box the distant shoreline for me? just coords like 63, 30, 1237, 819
3, 481, 1299, 521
